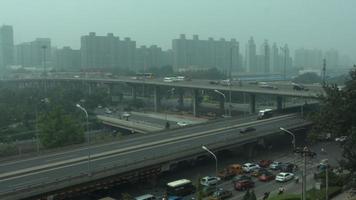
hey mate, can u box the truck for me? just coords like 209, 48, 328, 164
257, 109, 273, 120
217, 164, 243, 180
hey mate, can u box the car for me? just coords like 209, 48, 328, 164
242, 163, 260, 173
240, 127, 256, 134
251, 168, 270, 177
335, 136, 347, 142
177, 121, 189, 126
269, 161, 283, 170
275, 172, 294, 182
258, 172, 275, 182
231, 175, 251, 183
217, 168, 235, 180
105, 108, 112, 114
200, 176, 221, 187
234, 179, 255, 191
317, 159, 330, 171
259, 160, 273, 168
279, 163, 298, 172
209, 80, 220, 85
209, 188, 233, 200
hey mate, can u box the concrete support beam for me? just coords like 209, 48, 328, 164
276, 96, 283, 111
249, 93, 256, 113
192, 89, 199, 117
154, 86, 161, 112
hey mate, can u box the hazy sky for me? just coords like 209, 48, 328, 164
1, 0, 355, 58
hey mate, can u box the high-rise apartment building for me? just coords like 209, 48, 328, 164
172, 34, 240, 72
294, 48, 323, 69
135, 45, 173, 71
15, 38, 51, 68
52, 46, 81, 70
245, 37, 257, 73
324, 49, 339, 69
81, 32, 135, 70
0, 25, 14, 68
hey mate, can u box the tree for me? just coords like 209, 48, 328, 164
195, 177, 203, 200
242, 189, 251, 200
293, 72, 322, 84
249, 190, 257, 200
38, 106, 84, 148
310, 65, 356, 172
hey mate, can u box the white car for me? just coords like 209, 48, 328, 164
177, 121, 189, 126
105, 108, 112, 114
242, 163, 260, 173
200, 176, 220, 186
275, 172, 294, 182
269, 161, 283, 170
335, 136, 347, 142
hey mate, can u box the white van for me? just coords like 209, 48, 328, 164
135, 194, 156, 200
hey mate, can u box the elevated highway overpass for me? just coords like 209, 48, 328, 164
1, 76, 325, 116
0, 113, 312, 200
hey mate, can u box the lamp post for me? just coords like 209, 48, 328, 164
202, 145, 218, 193
279, 127, 296, 150
76, 104, 91, 176
214, 89, 227, 117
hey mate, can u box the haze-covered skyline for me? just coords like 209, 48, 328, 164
1, 0, 355, 58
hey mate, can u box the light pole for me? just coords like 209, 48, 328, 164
202, 145, 218, 193
76, 104, 91, 176
279, 127, 296, 150
214, 89, 227, 117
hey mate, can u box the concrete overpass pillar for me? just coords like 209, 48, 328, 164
154, 86, 161, 112
177, 89, 184, 109
249, 94, 256, 113
276, 96, 283, 111
219, 96, 225, 113
192, 89, 199, 117
131, 86, 137, 100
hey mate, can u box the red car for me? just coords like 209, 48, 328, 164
259, 160, 273, 168
258, 173, 275, 182
234, 179, 255, 191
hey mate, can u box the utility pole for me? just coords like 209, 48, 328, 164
229, 46, 233, 116
42, 45, 47, 94
322, 59, 326, 86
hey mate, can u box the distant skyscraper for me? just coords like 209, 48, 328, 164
324, 49, 339, 69
260, 40, 270, 73
0, 25, 14, 68
270, 43, 280, 73
245, 37, 257, 73
80, 32, 136, 70
172, 34, 239, 72
294, 48, 322, 69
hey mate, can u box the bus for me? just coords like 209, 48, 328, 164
257, 109, 273, 120
166, 179, 196, 197
132, 73, 154, 80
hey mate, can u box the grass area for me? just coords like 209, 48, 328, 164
268, 194, 301, 200
267, 186, 342, 200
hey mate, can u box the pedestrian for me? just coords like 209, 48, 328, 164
263, 192, 270, 200
278, 186, 285, 195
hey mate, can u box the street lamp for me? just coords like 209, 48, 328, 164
279, 127, 296, 150
76, 104, 91, 176
202, 145, 218, 193
214, 89, 228, 117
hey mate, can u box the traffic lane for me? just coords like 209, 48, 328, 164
0, 114, 259, 174
0, 115, 301, 193
0, 113, 298, 180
